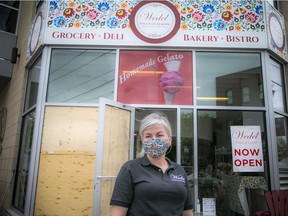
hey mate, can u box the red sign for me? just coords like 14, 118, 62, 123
117, 50, 192, 105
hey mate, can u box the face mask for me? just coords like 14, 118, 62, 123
143, 138, 169, 158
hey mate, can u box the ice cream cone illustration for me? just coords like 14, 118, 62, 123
163, 91, 176, 105
164, 61, 181, 72
159, 61, 184, 104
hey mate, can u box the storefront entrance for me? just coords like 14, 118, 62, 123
132, 108, 269, 215
29, 48, 273, 215
20, 49, 280, 216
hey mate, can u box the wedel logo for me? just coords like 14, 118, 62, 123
130, 1, 180, 43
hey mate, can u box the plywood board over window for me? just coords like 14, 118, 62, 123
34, 106, 98, 216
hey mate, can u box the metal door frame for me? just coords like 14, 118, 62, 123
92, 97, 135, 216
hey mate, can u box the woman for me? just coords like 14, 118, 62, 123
110, 112, 194, 216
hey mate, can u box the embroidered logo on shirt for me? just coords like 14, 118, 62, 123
170, 174, 185, 183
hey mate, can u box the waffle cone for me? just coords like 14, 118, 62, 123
163, 91, 176, 104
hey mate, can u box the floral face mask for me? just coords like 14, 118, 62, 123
143, 138, 169, 158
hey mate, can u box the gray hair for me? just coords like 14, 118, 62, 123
137, 112, 172, 157
139, 112, 172, 138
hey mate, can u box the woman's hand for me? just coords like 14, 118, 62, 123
111, 205, 128, 216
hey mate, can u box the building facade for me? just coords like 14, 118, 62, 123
0, 1, 288, 216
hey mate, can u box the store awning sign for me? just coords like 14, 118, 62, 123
230, 126, 264, 172
43, 0, 267, 48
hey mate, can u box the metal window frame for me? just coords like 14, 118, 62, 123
12, 46, 285, 215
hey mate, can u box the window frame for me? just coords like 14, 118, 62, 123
0, 1, 20, 35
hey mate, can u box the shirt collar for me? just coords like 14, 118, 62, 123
140, 154, 175, 169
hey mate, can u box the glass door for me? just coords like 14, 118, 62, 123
197, 110, 268, 215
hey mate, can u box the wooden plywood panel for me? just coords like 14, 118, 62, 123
34, 154, 95, 216
41, 106, 98, 155
35, 106, 99, 216
99, 179, 116, 216
101, 105, 130, 176
99, 105, 131, 216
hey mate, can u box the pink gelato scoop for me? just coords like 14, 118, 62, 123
159, 71, 184, 93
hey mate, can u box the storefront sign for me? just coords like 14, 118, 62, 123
230, 126, 264, 172
266, 2, 288, 62
130, 1, 180, 43
117, 50, 192, 105
26, 1, 47, 62
43, 0, 267, 48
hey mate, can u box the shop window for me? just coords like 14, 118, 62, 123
180, 109, 194, 196
12, 56, 41, 212
270, 59, 286, 112
196, 52, 263, 107
270, 58, 288, 190
181, 109, 194, 170
24, 58, 41, 110
12, 111, 35, 212
46, 49, 116, 103
197, 110, 268, 214
0, 1, 19, 34
275, 114, 288, 189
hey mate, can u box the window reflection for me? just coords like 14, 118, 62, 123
181, 109, 194, 170
47, 49, 116, 103
275, 114, 288, 189
180, 109, 194, 203
13, 56, 41, 211
13, 111, 35, 212
270, 59, 286, 112
0, 2, 19, 34
196, 52, 263, 106
197, 110, 268, 214
25, 57, 41, 110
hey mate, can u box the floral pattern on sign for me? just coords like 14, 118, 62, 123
48, 0, 138, 29
47, 0, 265, 32
174, 0, 265, 32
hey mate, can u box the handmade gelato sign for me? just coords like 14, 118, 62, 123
117, 50, 192, 105
230, 126, 264, 172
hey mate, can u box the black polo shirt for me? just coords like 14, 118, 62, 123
110, 155, 193, 216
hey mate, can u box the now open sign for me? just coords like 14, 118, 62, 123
230, 126, 264, 172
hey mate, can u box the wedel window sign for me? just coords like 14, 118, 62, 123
230, 126, 264, 172
231, 128, 260, 143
